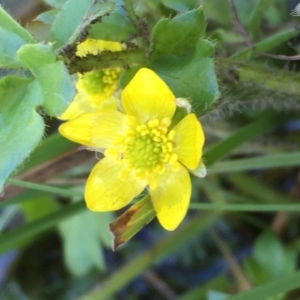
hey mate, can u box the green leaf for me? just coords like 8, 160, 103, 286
207, 291, 229, 300
89, 9, 136, 42
0, 201, 86, 253
161, 0, 200, 12
246, 0, 276, 38
20, 195, 59, 222
149, 8, 218, 114
58, 209, 111, 275
152, 39, 219, 114
243, 257, 272, 286
0, 76, 44, 190
0, 6, 36, 43
43, 0, 68, 7
253, 232, 286, 279
35, 9, 59, 25
51, 0, 114, 49
18, 44, 56, 67
151, 8, 206, 58
283, 252, 297, 274
17, 44, 75, 116
202, 0, 232, 27
178, 275, 232, 300
51, 0, 93, 48
0, 7, 36, 67
224, 271, 300, 300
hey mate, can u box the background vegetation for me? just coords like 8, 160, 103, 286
1, 0, 300, 299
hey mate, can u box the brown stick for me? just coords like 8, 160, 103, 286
229, 0, 300, 61
2, 149, 94, 200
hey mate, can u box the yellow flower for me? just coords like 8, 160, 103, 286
59, 39, 124, 120
75, 38, 123, 57
59, 68, 205, 230
59, 69, 122, 120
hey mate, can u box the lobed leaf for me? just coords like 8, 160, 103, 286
161, 0, 201, 12
35, 9, 60, 25
17, 44, 75, 116
0, 6, 36, 67
89, 10, 136, 42
0, 77, 44, 190
253, 231, 295, 279
151, 8, 206, 58
152, 39, 219, 114
59, 209, 111, 275
50, 0, 114, 49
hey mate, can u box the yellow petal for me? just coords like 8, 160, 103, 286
58, 109, 127, 148
58, 91, 95, 120
121, 68, 176, 124
95, 40, 123, 52
59, 92, 118, 121
76, 39, 123, 57
150, 165, 191, 231
173, 114, 205, 170
85, 157, 145, 211
98, 94, 118, 110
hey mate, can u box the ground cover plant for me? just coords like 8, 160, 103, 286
1, 0, 300, 299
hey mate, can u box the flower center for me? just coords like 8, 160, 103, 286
77, 68, 122, 104
123, 118, 178, 175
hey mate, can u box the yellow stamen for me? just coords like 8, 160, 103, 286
114, 117, 179, 179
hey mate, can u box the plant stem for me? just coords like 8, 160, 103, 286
189, 203, 300, 212
232, 27, 300, 60
68, 49, 148, 73
124, 0, 139, 29
7, 178, 79, 198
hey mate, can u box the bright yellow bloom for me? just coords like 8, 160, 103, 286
59, 68, 205, 230
60, 69, 121, 120
76, 38, 123, 57
60, 39, 123, 120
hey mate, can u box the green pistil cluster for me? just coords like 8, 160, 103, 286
79, 68, 122, 99
124, 118, 178, 175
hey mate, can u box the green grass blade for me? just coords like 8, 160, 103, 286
0, 201, 86, 253
210, 152, 300, 174
189, 203, 300, 212
79, 211, 220, 300
226, 173, 298, 204
225, 271, 300, 300
7, 178, 79, 197
232, 27, 299, 60
203, 112, 294, 166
